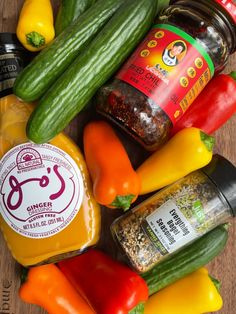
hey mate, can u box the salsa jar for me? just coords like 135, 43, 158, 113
111, 155, 236, 273
96, 0, 236, 151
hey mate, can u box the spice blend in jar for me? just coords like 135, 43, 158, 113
111, 155, 236, 273
96, 0, 236, 150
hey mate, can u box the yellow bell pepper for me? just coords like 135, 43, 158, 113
144, 268, 223, 314
16, 0, 55, 51
137, 127, 214, 195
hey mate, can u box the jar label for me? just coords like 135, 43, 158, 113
116, 24, 215, 124
0, 143, 84, 239
143, 200, 198, 255
0, 54, 22, 97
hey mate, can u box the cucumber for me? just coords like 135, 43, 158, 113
129, 303, 145, 314
142, 224, 229, 296
13, 0, 124, 102
27, 0, 162, 144
55, 0, 97, 35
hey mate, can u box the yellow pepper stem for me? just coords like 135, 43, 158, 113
200, 131, 215, 152
26, 31, 46, 48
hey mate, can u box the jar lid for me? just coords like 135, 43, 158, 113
214, 0, 236, 24
202, 155, 236, 217
0, 33, 24, 50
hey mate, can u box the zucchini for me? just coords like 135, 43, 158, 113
55, 0, 97, 35
142, 224, 229, 296
13, 0, 124, 102
27, 0, 162, 144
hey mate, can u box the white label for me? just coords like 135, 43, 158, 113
0, 143, 84, 239
144, 200, 198, 254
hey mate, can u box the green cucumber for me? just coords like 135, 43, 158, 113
129, 303, 145, 314
142, 224, 229, 296
55, 0, 97, 36
27, 0, 165, 144
13, 0, 124, 102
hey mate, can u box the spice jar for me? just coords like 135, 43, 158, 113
111, 155, 236, 273
0, 33, 30, 97
96, 0, 236, 151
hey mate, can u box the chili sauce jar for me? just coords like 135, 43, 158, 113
96, 0, 236, 151
111, 155, 236, 273
0, 33, 30, 97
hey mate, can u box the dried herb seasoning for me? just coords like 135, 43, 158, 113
97, 0, 236, 151
111, 155, 236, 273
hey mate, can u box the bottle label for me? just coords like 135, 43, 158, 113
117, 24, 215, 124
142, 200, 198, 255
0, 143, 84, 239
0, 53, 22, 97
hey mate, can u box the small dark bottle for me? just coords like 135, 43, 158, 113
96, 0, 236, 151
0, 33, 31, 97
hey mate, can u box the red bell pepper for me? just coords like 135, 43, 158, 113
58, 249, 149, 314
170, 71, 236, 136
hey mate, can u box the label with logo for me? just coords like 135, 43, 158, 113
0, 143, 84, 238
0, 53, 23, 97
142, 200, 198, 255
117, 24, 214, 124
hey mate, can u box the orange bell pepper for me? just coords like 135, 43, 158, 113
19, 264, 95, 314
83, 120, 140, 210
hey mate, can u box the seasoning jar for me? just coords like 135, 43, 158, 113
111, 155, 236, 273
0, 33, 30, 97
96, 0, 236, 151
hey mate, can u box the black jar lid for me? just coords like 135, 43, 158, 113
0, 33, 25, 51
202, 154, 236, 217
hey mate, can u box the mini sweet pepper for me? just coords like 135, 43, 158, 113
58, 249, 149, 314
137, 127, 214, 195
83, 120, 140, 210
144, 268, 223, 314
16, 0, 55, 51
19, 264, 95, 314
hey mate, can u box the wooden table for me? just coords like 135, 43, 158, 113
0, 1, 235, 313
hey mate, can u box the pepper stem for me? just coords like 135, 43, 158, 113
200, 131, 215, 152
209, 275, 221, 292
229, 71, 236, 81
26, 32, 45, 48
110, 194, 135, 211
21, 267, 29, 284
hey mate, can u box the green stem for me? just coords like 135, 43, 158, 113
21, 267, 29, 284
26, 31, 45, 48
209, 275, 221, 292
229, 71, 236, 81
200, 131, 215, 152
110, 194, 135, 211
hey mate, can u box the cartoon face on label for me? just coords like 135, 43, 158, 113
0, 143, 84, 238
162, 40, 187, 67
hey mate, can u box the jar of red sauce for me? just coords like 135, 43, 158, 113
96, 0, 236, 151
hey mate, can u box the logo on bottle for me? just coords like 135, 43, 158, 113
0, 143, 84, 238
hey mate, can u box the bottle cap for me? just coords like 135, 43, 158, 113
0, 33, 18, 45
0, 33, 25, 52
202, 155, 236, 217
214, 0, 236, 24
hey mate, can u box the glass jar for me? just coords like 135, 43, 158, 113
111, 155, 236, 273
0, 33, 30, 97
96, 0, 236, 151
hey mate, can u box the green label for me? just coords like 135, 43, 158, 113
142, 220, 168, 255
193, 200, 205, 224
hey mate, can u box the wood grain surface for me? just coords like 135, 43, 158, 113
0, 1, 235, 313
